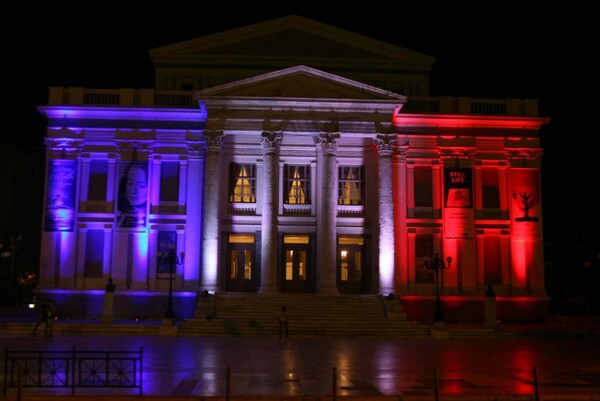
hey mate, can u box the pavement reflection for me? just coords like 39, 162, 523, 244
1, 333, 599, 400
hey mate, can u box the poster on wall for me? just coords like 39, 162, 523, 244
443, 168, 475, 239
117, 161, 148, 228
157, 231, 177, 277
511, 169, 540, 238
44, 160, 77, 232
444, 168, 473, 208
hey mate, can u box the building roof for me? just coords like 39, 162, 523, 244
150, 15, 434, 68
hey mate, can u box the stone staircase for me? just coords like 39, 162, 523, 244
4, 294, 578, 339
0, 320, 162, 336
178, 293, 431, 338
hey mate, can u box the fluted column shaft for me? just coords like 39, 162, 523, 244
374, 134, 396, 295
259, 131, 282, 293
201, 131, 223, 292
317, 132, 340, 294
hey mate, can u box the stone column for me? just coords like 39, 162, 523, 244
395, 146, 410, 294
201, 131, 223, 292
184, 142, 203, 290
374, 133, 396, 296
259, 131, 283, 293
317, 131, 340, 294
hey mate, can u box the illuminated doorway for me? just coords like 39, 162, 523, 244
337, 235, 366, 294
281, 234, 311, 293
225, 233, 257, 292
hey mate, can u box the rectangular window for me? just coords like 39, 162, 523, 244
484, 236, 502, 284
157, 231, 177, 276
284, 165, 311, 204
84, 229, 104, 278
88, 160, 108, 201
159, 162, 180, 202
414, 166, 433, 207
415, 234, 434, 283
338, 166, 364, 205
482, 168, 500, 209
229, 163, 256, 203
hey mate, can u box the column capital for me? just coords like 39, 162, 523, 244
373, 133, 397, 155
317, 132, 340, 154
202, 130, 224, 151
261, 131, 283, 154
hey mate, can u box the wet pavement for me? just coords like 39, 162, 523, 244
1, 332, 600, 400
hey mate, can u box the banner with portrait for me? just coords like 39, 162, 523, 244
443, 168, 474, 239
44, 160, 77, 232
117, 161, 148, 228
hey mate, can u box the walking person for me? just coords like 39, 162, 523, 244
277, 306, 289, 338
32, 298, 55, 337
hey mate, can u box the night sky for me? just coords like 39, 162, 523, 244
4, 2, 599, 299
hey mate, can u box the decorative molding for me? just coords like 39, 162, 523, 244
280, 149, 316, 157
47, 127, 82, 138
44, 138, 85, 158
186, 141, 205, 157
319, 121, 339, 133
115, 141, 153, 159
505, 148, 542, 160
115, 129, 156, 140
394, 146, 410, 161
335, 151, 364, 158
438, 147, 476, 160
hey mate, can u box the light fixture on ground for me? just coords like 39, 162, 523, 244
159, 248, 185, 319
423, 253, 452, 323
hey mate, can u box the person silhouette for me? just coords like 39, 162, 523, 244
277, 306, 289, 338
32, 298, 55, 337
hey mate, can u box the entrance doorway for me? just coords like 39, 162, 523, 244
338, 235, 365, 294
281, 234, 311, 293
225, 233, 257, 292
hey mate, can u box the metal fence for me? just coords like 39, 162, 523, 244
3, 347, 143, 396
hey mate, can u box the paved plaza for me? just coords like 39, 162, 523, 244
1, 331, 600, 401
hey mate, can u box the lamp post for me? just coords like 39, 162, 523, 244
159, 248, 185, 320
423, 253, 452, 323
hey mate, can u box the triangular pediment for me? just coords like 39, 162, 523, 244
195, 65, 406, 101
150, 15, 433, 66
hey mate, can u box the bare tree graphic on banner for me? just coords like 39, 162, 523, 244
515, 191, 539, 222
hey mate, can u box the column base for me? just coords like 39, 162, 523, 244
258, 285, 279, 294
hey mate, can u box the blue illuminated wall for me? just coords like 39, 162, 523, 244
44, 159, 77, 232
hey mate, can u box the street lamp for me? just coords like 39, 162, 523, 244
423, 252, 452, 323
158, 248, 185, 320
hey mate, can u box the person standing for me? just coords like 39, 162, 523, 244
32, 298, 55, 337
277, 306, 289, 338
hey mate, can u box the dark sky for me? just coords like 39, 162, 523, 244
6, 2, 599, 252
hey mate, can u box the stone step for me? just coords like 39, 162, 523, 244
182, 293, 430, 338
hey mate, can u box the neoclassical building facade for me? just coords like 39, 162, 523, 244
37, 16, 550, 322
